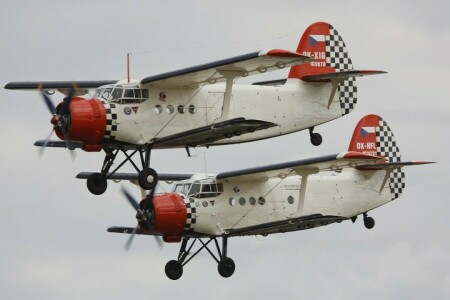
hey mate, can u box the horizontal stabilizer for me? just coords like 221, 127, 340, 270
357, 161, 435, 170
76, 172, 193, 181
302, 70, 386, 82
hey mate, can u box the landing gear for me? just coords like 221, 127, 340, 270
218, 257, 235, 278
138, 167, 158, 190
363, 213, 375, 229
165, 236, 235, 280
86, 173, 107, 195
86, 145, 159, 195
309, 127, 322, 146
165, 260, 183, 280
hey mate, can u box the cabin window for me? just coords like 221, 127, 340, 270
188, 104, 196, 114
166, 105, 174, 114
258, 197, 266, 205
239, 197, 246, 206
178, 105, 186, 114
229, 197, 236, 206
287, 196, 294, 204
154, 105, 163, 114
249, 197, 256, 205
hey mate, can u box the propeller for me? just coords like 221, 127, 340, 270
121, 187, 163, 251
38, 83, 77, 160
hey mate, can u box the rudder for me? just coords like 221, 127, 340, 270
289, 22, 357, 116
348, 114, 405, 200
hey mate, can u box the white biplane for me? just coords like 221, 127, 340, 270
77, 114, 432, 280
5, 22, 384, 195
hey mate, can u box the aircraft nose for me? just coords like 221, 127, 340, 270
64, 98, 107, 151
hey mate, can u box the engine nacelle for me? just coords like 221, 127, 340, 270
148, 193, 187, 241
53, 97, 106, 151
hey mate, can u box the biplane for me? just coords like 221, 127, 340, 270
76, 114, 432, 279
5, 22, 384, 195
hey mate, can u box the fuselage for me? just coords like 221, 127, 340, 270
89, 78, 343, 147
173, 168, 391, 237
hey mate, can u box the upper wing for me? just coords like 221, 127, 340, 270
4, 80, 119, 96
140, 49, 312, 88
216, 151, 386, 182
151, 117, 277, 148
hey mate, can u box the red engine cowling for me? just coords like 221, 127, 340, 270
145, 193, 187, 242
53, 97, 106, 151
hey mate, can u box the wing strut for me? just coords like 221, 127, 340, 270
216, 70, 247, 122
294, 168, 319, 213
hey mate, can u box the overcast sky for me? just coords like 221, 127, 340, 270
1, 1, 449, 299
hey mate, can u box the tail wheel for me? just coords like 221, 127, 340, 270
310, 133, 323, 146
364, 216, 375, 229
138, 168, 159, 190
218, 257, 235, 278
86, 173, 107, 195
165, 260, 183, 280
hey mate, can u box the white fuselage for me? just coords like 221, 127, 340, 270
106, 79, 342, 145
177, 168, 391, 236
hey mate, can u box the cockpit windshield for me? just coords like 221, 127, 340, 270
94, 83, 149, 104
172, 180, 224, 198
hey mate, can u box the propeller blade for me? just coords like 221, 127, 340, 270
124, 226, 139, 252
154, 236, 164, 250
60, 82, 76, 116
143, 188, 155, 211
121, 187, 140, 211
40, 91, 57, 115
37, 128, 55, 158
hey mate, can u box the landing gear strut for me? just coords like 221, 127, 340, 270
86, 145, 159, 195
363, 213, 375, 229
165, 236, 235, 280
309, 127, 322, 146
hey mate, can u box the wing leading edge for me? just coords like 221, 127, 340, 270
140, 49, 312, 88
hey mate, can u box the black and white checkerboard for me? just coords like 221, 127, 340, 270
376, 117, 405, 200
325, 25, 357, 116
103, 103, 118, 140
184, 197, 197, 233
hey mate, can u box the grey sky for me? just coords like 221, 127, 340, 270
1, 1, 449, 299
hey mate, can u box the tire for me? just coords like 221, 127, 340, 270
138, 168, 159, 190
310, 133, 323, 146
86, 173, 107, 195
218, 257, 235, 278
165, 260, 183, 280
364, 216, 375, 229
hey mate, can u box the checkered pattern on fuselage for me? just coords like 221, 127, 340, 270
325, 25, 357, 116
103, 102, 117, 140
376, 118, 405, 200
183, 197, 196, 233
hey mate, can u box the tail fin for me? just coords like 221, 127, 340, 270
348, 114, 405, 200
289, 22, 357, 115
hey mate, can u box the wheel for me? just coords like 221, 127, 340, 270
165, 260, 183, 280
218, 257, 235, 278
310, 133, 323, 146
86, 173, 107, 195
364, 216, 375, 229
138, 168, 159, 190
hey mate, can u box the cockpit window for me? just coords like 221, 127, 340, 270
101, 88, 112, 101
95, 84, 149, 104
111, 88, 123, 101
